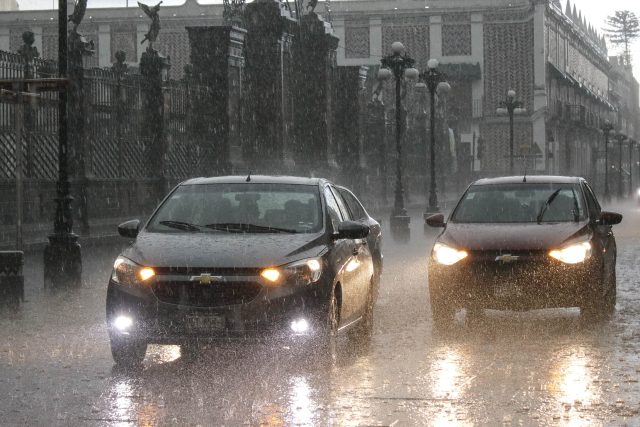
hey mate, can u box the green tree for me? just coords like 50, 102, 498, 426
603, 10, 639, 67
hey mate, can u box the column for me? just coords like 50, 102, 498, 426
369, 17, 382, 59
292, 12, 339, 176
186, 25, 247, 175
0, 27, 9, 51
533, 1, 547, 171
32, 26, 43, 55
243, 0, 296, 172
98, 24, 111, 68
429, 16, 442, 59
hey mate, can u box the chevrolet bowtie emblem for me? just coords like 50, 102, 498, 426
495, 254, 519, 263
190, 273, 222, 284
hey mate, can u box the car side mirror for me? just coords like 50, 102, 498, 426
118, 219, 141, 238
425, 213, 446, 228
598, 211, 622, 226
335, 221, 370, 240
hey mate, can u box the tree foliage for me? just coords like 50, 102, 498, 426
603, 10, 639, 67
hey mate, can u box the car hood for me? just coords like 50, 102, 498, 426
122, 231, 327, 268
440, 221, 590, 251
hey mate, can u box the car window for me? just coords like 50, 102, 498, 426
147, 183, 322, 233
323, 186, 344, 230
583, 183, 601, 219
452, 183, 587, 223
329, 186, 352, 221
337, 188, 367, 220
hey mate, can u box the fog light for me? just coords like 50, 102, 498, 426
290, 319, 309, 334
113, 315, 133, 331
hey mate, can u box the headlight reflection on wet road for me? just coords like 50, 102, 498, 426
430, 347, 466, 400
549, 346, 601, 425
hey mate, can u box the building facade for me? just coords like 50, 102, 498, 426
1, 0, 639, 186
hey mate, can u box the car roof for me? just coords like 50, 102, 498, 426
472, 175, 585, 186
180, 175, 330, 186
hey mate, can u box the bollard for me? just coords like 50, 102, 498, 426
0, 251, 24, 306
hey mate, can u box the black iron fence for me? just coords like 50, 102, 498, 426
0, 49, 209, 246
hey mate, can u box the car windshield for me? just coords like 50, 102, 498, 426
147, 183, 322, 233
451, 183, 586, 223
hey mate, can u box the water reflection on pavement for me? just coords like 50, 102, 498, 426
1, 205, 640, 426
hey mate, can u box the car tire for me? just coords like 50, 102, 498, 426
317, 286, 340, 350
348, 276, 377, 342
581, 264, 616, 322
110, 336, 147, 368
430, 288, 455, 330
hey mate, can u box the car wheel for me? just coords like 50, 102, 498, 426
317, 286, 340, 350
348, 276, 377, 342
110, 336, 147, 368
581, 264, 616, 322
430, 288, 455, 330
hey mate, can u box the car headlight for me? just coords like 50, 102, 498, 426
637, 188, 640, 197
432, 243, 468, 266
111, 256, 155, 287
549, 241, 592, 264
260, 257, 323, 286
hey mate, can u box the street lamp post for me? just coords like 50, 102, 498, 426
497, 90, 525, 175
379, 42, 418, 242
418, 58, 449, 228
601, 120, 613, 202
43, 0, 82, 288
614, 131, 627, 199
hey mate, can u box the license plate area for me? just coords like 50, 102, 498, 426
493, 282, 523, 298
185, 314, 225, 332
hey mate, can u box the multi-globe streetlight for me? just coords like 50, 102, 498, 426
378, 42, 418, 242
496, 89, 526, 175
417, 58, 449, 228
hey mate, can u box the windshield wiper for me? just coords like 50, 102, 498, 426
536, 189, 562, 224
204, 223, 297, 233
158, 220, 202, 232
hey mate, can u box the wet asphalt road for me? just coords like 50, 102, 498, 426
1, 203, 640, 426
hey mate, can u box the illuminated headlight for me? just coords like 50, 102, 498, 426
432, 243, 468, 266
549, 241, 592, 264
111, 256, 155, 288
113, 315, 133, 331
637, 188, 640, 197
290, 319, 309, 334
260, 258, 323, 286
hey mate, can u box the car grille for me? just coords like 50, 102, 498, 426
152, 280, 263, 307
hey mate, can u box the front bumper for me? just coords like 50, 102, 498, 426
106, 278, 330, 344
428, 253, 601, 310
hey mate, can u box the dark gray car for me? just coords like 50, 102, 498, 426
106, 176, 382, 367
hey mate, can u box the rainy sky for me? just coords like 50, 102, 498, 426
10, 0, 640, 72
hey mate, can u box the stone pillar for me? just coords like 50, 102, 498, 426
0, 28, 9, 51
335, 66, 365, 191
367, 97, 387, 205
429, 16, 442, 59
98, 24, 111, 68
243, 0, 296, 172
186, 25, 247, 176
291, 12, 339, 176
140, 46, 170, 201
67, 31, 94, 236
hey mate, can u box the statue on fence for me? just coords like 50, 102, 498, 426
18, 31, 40, 64
68, 0, 88, 32
223, 0, 245, 26
138, 1, 163, 50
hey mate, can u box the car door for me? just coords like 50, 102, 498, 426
330, 186, 374, 320
336, 187, 382, 275
322, 186, 360, 325
583, 183, 616, 270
